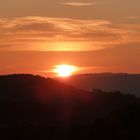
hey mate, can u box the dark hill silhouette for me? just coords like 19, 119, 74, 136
0, 74, 140, 139
0, 74, 92, 125
58, 73, 140, 97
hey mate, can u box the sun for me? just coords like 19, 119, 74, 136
53, 64, 77, 77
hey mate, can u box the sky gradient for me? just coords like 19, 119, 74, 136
0, 0, 140, 76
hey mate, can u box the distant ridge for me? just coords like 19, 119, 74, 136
58, 73, 140, 97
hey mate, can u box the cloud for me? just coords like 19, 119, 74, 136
126, 16, 139, 20
62, 2, 95, 6
0, 16, 140, 51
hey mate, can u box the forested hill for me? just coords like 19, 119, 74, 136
0, 74, 140, 139
58, 73, 140, 97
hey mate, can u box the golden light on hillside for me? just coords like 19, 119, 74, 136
53, 64, 77, 77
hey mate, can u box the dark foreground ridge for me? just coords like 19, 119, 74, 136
0, 74, 140, 139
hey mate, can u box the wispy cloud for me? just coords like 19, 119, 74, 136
125, 16, 139, 20
0, 16, 139, 51
62, 2, 95, 6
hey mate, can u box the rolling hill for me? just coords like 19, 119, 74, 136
0, 74, 140, 139
58, 73, 140, 97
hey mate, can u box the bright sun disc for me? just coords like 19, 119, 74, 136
54, 64, 77, 77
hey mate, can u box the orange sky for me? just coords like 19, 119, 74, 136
0, 0, 140, 76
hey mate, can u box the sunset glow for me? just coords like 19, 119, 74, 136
53, 64, 77, 77
0, 0, 140, 75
